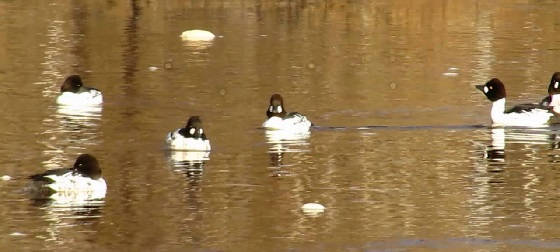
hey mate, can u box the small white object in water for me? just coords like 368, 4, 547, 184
442, 72, 459, 77
9, 232, 25, 236
1, 175, 11, 181
443, 67, 459, 77
180, 30, 215, 41
148, 66, 159, 71
301, 203, 325, 215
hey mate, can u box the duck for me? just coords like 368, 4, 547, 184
476, 78, 554, 127
28, 154, 107, 200
56, 75, 103, 106
540, 72, 560, 114
166, 116, 211, 151
262, 94, 312, 132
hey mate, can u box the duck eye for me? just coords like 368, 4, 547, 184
489, 86, 493, 90
189, 128, 195, 135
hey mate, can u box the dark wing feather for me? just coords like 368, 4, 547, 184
29, 168, 72, 182
285, 112, 314, 126
505, 103, 548, 114
285, 112, 302, 118
540, 96, 552, 107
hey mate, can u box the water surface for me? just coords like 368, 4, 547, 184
1, 0, 560, 251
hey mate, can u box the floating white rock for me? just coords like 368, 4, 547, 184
180, 30, 215, 41
301, 203, 325, 216
1, 175, 11, 181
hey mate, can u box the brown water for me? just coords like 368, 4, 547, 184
1, 0, 560, 251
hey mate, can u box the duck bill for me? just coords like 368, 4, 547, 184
475, 85, 485, 92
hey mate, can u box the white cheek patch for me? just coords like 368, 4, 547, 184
189, 128, 195, 135
484, 86, 489, 93
269, 106, 273, 112
555, 81, 559, 89
199, 129, 203, 135
277, 106, 283, 113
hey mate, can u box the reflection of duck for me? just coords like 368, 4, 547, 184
485, 128, 505, 161
484, 127, 560, 162
265, 130, 310, 154
265, 130, 311, 145
168, 151, 208, 178
27, 154, 107, 204
31, 198, 104, 246
56, 104, 102, 119
263, 94, 312, 132
265, 129, 310, 176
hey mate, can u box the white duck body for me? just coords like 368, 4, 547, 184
56, 89, 103, 106
166, 129, 211, 151
490, 99, 553, 127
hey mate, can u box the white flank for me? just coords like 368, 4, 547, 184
262, 114, 312, 132
166, 129, 211, 151
56, 104, 102, 118
180, 30, 215, 41
45, 173, 107, 202
56, 90, 103, 106
550, 94, 560, 114
490, 98, 553, 127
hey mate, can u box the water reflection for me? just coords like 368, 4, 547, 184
485, 128, 505, 163
265, 130, 310, 177
40, 105, 102, 169
469, 126, 560, 237
484, 127, 560, 164
33, 199, 103, 246
167, 151, 210, 179
182, 40, 214, 51
56, 105, 102, 119
123, 0, 140, 81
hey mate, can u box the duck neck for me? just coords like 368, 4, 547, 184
551, 94, 560, 114
490, 98, 506, 123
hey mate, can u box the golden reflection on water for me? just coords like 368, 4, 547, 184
35, 202, 103, 247
265, 129, 311, 177
40, 105, 102, 169
1, 0, 560, 250
167, 150, 209, 179
469, 127, 560, 238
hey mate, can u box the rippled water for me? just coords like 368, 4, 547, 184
1, 0, 560, 251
